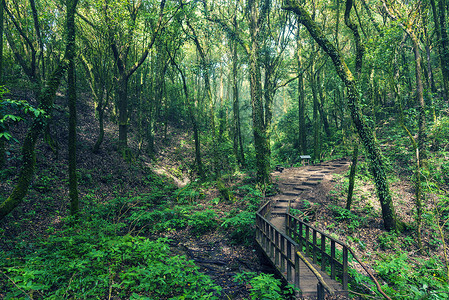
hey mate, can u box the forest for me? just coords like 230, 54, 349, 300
0, 0, 449, 298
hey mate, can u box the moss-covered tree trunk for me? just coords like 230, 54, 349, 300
0, 61, 68, 220
310, 69, 320, 162
232, 11, 245, 166
249, 0, 270, 184
297, 40, 306, 155
0, 0, 5, 169
317, 73, 331, 138
67, 0, 79, 217
346, 142, 358, 210
283, 0, 398, 231
431, 0, 449, 100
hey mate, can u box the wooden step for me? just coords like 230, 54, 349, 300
303, 181, 320, 186
293, 186, 312, 191
284, 191, 302, 196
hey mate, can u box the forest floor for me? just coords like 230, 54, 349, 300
1, 90, 448, 298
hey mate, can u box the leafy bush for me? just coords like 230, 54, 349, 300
127, 206, 191, 233
188, 210, 218, 236
235, 184, 264, 212
176, 184, 203, 204
221, 211, 255, 245
377, 232, 398, 251
329, 205, 365, 232
234, 272, 286, 300
374, 254, 449, 299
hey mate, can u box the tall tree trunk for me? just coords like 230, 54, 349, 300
317, 73, 331, 137
67, 0, 79, 217
0, 0, 5, 169
249, 1, 270, 184
439, 0, 449, 101
431, 0, 449, 100
284, 0, 398, 231
310, 70, 320, 161
297, 45, 306, 154
410, 32, 426, 251
232, 15, 245, 166
117, 78, 129, 152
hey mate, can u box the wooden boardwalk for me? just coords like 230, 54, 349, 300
255, 160, 351, 299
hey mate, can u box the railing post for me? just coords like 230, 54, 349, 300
281, 235, 286, 273
287, 241, 292, 282
262, 220, 266, 251
275, 230, 280, 266
321, 235, 326, 272
270, 225, 274, 259
313, 230, 317, 264
265, 221, 269, 253
298, 221, 303, 251
294, 245, 300, 288
343, 246, 348, 291
331, 240, 336, 280
305, 225, 310, 257
317, 282, 325, 300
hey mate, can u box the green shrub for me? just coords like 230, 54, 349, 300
234, 272, 286, 300
235, 184, 264, 212
377, 232, 398, 251
329, 205, 365, 232
127, 206, 190, 233
221, 211, 255, 245
188, 210, 218, 236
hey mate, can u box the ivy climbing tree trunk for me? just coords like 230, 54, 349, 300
67, 0, 79, 217
283, 0, 398, 231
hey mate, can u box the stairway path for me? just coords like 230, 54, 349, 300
269, 159, 350, 223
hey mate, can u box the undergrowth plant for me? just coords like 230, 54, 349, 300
234, 272, 291, 299
221, 210, 255, 245
0, 217, 221, 299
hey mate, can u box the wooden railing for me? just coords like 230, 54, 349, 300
255, 201, 336, 297
286, 212, 349, 291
